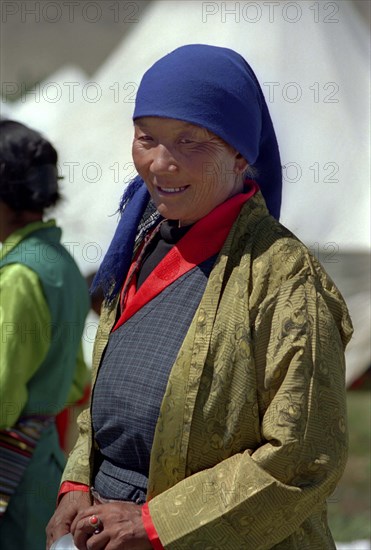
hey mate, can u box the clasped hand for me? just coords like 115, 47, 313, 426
46, 491, 152, 550
71, 501, 152, 550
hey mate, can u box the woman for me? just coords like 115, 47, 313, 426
47, 45, 353, 549
0, 120, 90, 549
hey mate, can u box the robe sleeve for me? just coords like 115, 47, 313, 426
60, 406, 92, 486
0, 264, 51, 428
146, 275, 351, 549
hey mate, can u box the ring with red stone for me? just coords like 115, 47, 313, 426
88, 514, 102, 534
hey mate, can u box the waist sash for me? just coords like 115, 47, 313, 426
0, 415, 55, 517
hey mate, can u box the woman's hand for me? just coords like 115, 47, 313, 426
70, 501, 152, 550
46, 490, 92, 549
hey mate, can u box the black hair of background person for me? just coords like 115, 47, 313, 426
0, 120, 62, 212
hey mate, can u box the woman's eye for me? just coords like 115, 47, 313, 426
179, 138, 194, 144
138, 135, 153, 142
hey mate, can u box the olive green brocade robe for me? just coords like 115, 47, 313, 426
62, 192, 353, 549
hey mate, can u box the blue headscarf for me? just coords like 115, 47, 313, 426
92, 44, 282, 301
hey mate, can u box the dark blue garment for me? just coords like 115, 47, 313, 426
91, 176, 151, 302
92, 45, 282, 303
91, 257, 216, 502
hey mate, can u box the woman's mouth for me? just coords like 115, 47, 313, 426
156, 185, 189, 195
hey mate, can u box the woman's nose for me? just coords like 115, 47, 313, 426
150, 144, 178, 173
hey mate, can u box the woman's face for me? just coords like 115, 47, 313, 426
132, 117, 246, 226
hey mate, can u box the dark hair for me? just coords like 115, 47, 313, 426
0, 120, 61, 212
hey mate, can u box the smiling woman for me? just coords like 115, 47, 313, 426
132, 117, 247, 226
47, 44, 353, 550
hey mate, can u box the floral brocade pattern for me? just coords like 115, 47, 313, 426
62, 192, 353, 549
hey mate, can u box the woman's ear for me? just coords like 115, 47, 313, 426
234, 152, 249, 174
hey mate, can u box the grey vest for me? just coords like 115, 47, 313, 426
91, 256, 216, 502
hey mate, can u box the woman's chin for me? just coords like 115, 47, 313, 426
155, 204, 182, 221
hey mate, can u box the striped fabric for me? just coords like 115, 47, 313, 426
0, 416, 54, 515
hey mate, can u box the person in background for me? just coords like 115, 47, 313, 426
0, 120, 90, 549
47, 45, 353, 550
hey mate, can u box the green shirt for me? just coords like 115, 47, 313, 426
0, 220, 89, 428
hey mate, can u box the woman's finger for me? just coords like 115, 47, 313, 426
84, 530, 110, 550
72, 511, 106, 550
70, 505, 103, 534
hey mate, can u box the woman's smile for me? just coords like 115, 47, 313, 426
155, 184, 190, 195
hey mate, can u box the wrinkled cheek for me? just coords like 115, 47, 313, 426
202, 162, 231, 186
132, 148, 149, 170
194, 187, 212, 212
200, 163, 218, 185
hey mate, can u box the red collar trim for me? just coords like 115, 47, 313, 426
113, 181, 259, 331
